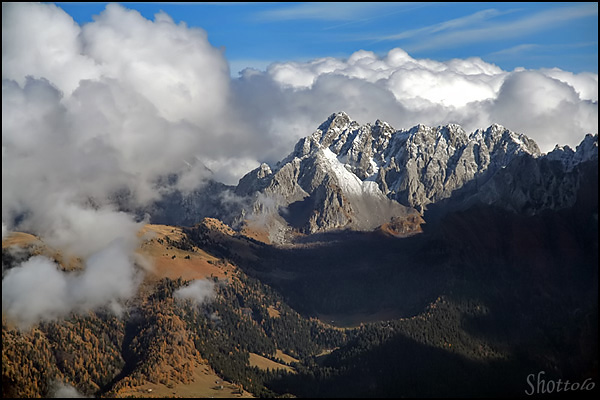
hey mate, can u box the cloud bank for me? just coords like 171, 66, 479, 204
1, 2, 598, 326
234, 47, 597, 157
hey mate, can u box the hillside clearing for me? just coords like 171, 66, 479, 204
248, 353, 295, 373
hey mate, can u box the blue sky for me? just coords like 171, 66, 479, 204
54, 2, 598, 75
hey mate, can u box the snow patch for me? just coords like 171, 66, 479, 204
320, 148, 364, 195
320, 148, 384, 197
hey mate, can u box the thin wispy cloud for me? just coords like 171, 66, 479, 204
253, 2, 419, 22
402, 3, 598, 53
377, 8, 509, 41
321, 3, 430, 32
488, 41, 597, 59
488, 43, 542, 58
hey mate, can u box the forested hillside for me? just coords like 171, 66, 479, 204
3, 193, 598, 398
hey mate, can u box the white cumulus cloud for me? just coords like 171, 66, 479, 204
234, 47, 597, 155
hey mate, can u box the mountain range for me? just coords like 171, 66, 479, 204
146, 111, 598, 241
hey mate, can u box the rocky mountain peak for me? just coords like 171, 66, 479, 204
574, 133, 599, 163
143, 112, 596, 241
257, 162, 273, 178
545, 133, 598, 171
312, 111, 357, 148
478, 123, 541, 157
233, 112, 562, 237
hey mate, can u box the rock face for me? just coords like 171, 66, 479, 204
286, 112, 541, 213
144, 111, 597, 238
474, 133, 598, 215
379, 122, 541, 212
235, 113, 418, 234
234, 111, 560, 235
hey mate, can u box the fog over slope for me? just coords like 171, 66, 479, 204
1, 2, 598, 327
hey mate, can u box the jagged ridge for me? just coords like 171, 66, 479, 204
142, 112, 597, 240
236, 111, 597, 237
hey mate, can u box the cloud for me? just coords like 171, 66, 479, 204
489, 70, 598, 151
1, 2, 100, 95
487, 43, 542, 58
486, 41, 598, 76
80, 4, 230, 126
2, 3, 239, 239
538, 67, 598, 102
1, 2, 234, 327
378, 8, 508, 42
71, 239, 143, 311
1, 238, 143, 330
4, 2, 595, 199
2, 256, 70, 327
382, 3, 598, 53
253, 2, 415, 22
173, 279, 215, 305
50, 381, 87, 398
233, 48, 597, 155
2, 2, 235, 186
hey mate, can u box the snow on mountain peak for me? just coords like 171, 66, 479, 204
230, 112, 596, 235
